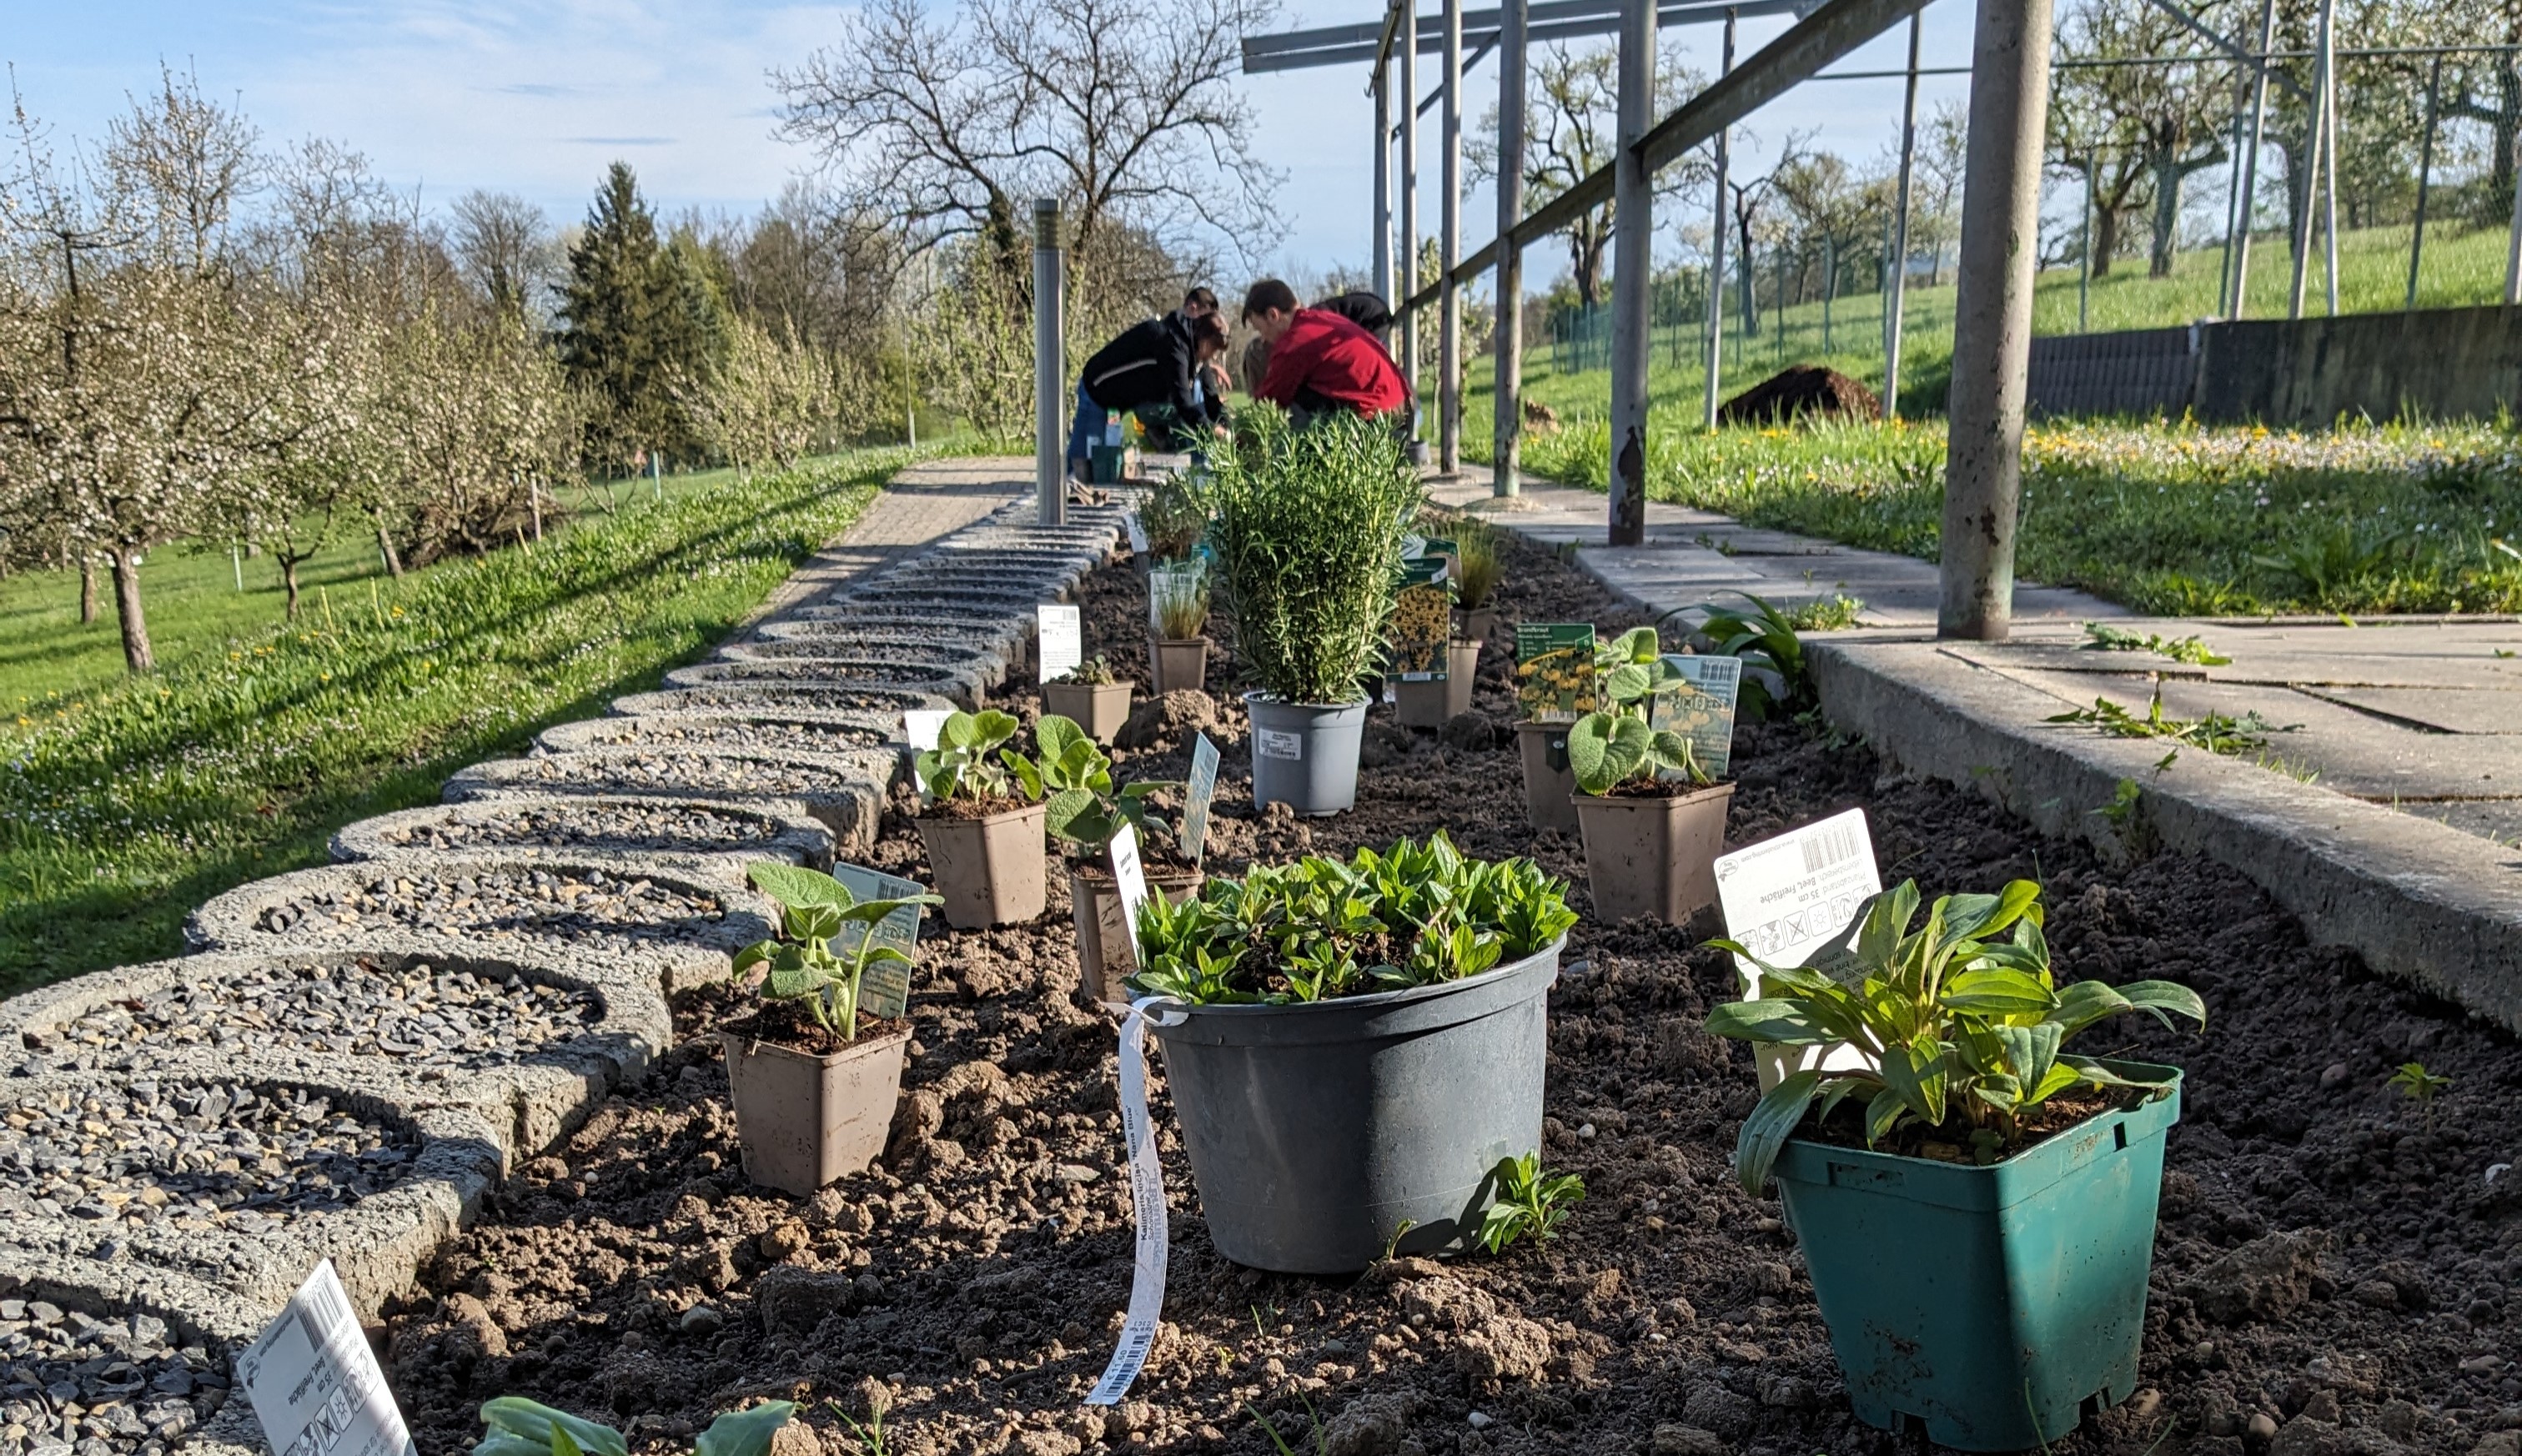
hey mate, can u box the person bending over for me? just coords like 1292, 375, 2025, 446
1068, 309, 1231, 477
1239, 279, 1409, 425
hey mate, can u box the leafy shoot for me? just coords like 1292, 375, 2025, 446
1477, 1152, 1586, 1253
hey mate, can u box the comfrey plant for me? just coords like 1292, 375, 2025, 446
1129, 832, 1577, 1005
735, 865, 940, 1037
913, 710, 1037, 803
1037, 714, 1183, 857
476, 1398, 792, 1456
1705, 879, 2205, 1192
1568, 627, 1712, 794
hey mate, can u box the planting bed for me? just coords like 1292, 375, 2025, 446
373, 535, 2522, 1456
0, 1300, 230, 1456
333, 797, 831, 866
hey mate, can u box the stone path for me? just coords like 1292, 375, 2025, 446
0, 457, 1117, 1456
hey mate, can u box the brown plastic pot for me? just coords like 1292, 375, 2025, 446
1391, 642, 1482, 729
1148, 638, 1208, 696
1044, 680, 1135, 744
1572, 782, 1736, 924
722, 1022, 910, 1196
916, 801, 1047, 927
1072, 862, 1207, 1005
1515, 722, 1582, 834
1454, 605, 1499, 644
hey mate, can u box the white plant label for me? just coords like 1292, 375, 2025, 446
238, 1261, 416, 1456
1651, 654, 1743, 779
1257, 728, 1302, 761
1088, 995, 1183, 1407
1713, 809, 1881, 1085
1123, 511, 1149, 554
1182, 733, 1220, 869
902, 709, 951, 752
1037, 604, 1084, 683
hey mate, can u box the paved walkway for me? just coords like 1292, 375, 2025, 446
743, 459, 1027, 627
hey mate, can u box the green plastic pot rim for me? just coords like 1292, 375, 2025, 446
1143, 934, 1567, 1024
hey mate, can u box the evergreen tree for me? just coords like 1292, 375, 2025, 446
558, 162, 726, 464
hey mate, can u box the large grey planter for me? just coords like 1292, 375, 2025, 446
1148, 938, 1564, 1273
1244, 693, 1369, 816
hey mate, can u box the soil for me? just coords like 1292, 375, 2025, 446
1715, 366, 1885, 429
719, 1000, 902, 1059
1800, 1086, 2145, 1165
380, 531, 2522, 1456
1597, 779, 1732, 801
924, 796, 1039, 822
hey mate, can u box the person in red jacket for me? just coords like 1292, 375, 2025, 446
1239, 279, 1411, 425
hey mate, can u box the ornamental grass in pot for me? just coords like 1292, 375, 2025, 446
1148, 566, 1212, 695
912, 709, 1056, 928
1042, 655, 1134, 745
1451, 517, 1505, 644
1036, 714, 1203, 1004
1210, 408, 1420, 816
723, 864, 941, 1195
1568, 630, 1733, 923
1128, 832, 1578, 1273
1706, 880, 2205, 1451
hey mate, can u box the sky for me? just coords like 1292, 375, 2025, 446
7, 0, 1987, 294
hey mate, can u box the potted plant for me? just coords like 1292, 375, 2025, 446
1035, 715, 1203, 1002
1210, 409, 1421, 816
1452, 518, 1505, 643
1042, 655, 1134, 744
1567, 630, 1732, 923
1128, 832, 1579, 1273
1392, 640, 1482, 728
723, 863, 942, 1195
477, 1395, 793, 1456
1705, 880, 2205, 1451
912, 708, 1051, 927
1148, 565, 1212, 695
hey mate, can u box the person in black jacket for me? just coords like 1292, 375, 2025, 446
1067, 309, 1229, 477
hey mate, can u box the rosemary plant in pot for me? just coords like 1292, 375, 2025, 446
1147, 565, 1211, 695
1210, 409, 1420, 816
1568, 630, 1733, 923
913, 709, 1051, 927
1042, 655, 1134, 745
1706, 879, 2205, 1450
725, 864, 941, 1194
1037, 715, 1203, 1002
1128, 833, 1578, 1272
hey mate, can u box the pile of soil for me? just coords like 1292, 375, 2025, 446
380, 532, 2522, 1456
1715, 366, 1883, 429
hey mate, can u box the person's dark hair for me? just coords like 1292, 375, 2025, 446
1240, 279, 1299, 321
1189, 311, 1229, 352
1183, 286, 1218, 312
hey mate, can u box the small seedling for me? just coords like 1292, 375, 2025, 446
1784, 593, 1865, 632
476, 1398, 793, 1456
1477, 1151, 1585, 1253
735, 866, 941, 1038
2081, 621, 2230, 666
1053, 655, 1120, 686
1245, 1398, 1328, 1456
826, 1393, 891, 1456
2092, 777, 2143, 831
2387, 1061, 2451, 1131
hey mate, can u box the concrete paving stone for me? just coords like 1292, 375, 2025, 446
333, 794, 833, 869
2300, 685, 2522, 735
445, 747, 897, 853
609, 685, 950, 720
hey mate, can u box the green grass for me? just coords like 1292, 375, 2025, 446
0, 451, 910, 997
1506, 412, 2522, 617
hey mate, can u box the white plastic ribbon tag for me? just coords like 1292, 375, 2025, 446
238, 1260, 416, 1456
1087, 993, 1183, 1406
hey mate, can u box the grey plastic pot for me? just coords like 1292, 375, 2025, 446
722, 1022, 910, 1196
916, 801, 1047, 927
1148, 938, 1564, 1273
1391, 642, 1482, 729
1148, 638, 1208, 696
1071, 862, 1204, 1005
1244, 692, 1369, 816
1044, 680, 1135, 744
1515, 722, 1581, 834
1573, 782, 1736, 924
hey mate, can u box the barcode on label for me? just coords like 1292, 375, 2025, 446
1800, 821, 1861, 874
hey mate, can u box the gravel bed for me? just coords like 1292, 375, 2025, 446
244, 866, 732, 954
12, 958, 601, 1079
539, 716, 895, 756
0, 1080, 420, 1233
470, 750, 888, 802
755, 622, 1017, 650
610, 687, 946, 719
787, 605, 1037, 630
343, 797, 821, 860
720, 639, 1000, 666
0, 1300, 229, 1456
666, 660, 971, 689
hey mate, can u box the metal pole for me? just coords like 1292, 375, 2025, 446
2229, 0, 2276, 319
2288, 0, 2329, 320
1822, 236, 1835, 351
1884, 9, 1920, 419
2408, 54, 2440, 310
1702, 9, 1736, 429
1495, 0, 1529, 497
2506, 128, 2522, 304
1441, 0, 1464, 474
1400, 4, 1421, 424
1940, 0, 2056, 641
2215, 30, 2253, 315
1608, 0, 1655, 545
1375, 48, 1394, 309
2319, 0, 2339, 316
1032, 198, 1066, 527
2079, 153, 2094, 332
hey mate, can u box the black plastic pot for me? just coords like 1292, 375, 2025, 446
1148, 938, 1564, 1273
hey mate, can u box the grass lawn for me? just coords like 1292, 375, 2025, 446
0, 450, 910, 997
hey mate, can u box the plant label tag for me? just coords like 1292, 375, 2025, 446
902, 709, 951, 752
1123, 511, 1148, 554
829, 861, 927, 1018
1515, 624, 1596, 723
1037, 604, 1084, 683
1651, 654, 1743, 779
1256, 727, 1302, 761
1109, 822, 1151, 967
1713, 809, 1881, 1085
1389, 560, 1453, 680
1183, 733, 1220, 869
1086, 995, 1181, 1407
238, 1260, 416, 1456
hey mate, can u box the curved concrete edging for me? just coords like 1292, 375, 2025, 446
444, 747, 902, 856
329, 795, 836, 871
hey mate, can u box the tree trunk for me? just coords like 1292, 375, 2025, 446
283, 556, 303, 620
108, 549, 153, 674
376, 524, 404, 579
2150, 154, 2183, 278
2496, 61, 2521, 221
1737, 217, 1760, 336
2093, 204, 2121, 279
79, 556, 97, 625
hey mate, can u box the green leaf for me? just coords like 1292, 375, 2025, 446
745, 861, 844, 911
477, 1400, 628, 1456
1035, 713, 1088, 766
1042, 786, 1108, 844
1706, 998, 1836, 1046
1863, 1086, 1907, 1146
1943, 966, 2059, 1017
1732, 1070, 1823, 1194
939, 711, 980, 751
692, 1403, 797, 1456
2111, 978, 2208, 1029
1880, 1035, 1948, 1126
1001, 749, 1044, 801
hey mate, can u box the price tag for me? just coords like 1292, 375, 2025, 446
903, 709, 951, 752
1182, 733, 1219, 869
238, 1261, 417, 1456
1037, 604, 1084, 683
829, 861, 928, 1018
1712, 809, 1881, 1085
1123, 512, 1149, 554
1651, 654, 1743, 779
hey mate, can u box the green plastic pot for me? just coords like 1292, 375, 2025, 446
1774, 1062, 2181, 1452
